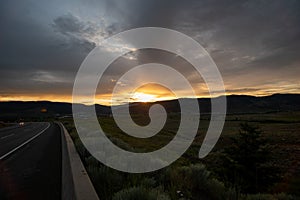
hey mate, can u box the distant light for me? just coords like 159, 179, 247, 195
131, 92, 157, 103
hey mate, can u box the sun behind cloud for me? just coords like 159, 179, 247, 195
126, 83, 177, 104
130, 92, 157, 103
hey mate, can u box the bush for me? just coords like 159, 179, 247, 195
87, 164, 124, 200
241, 193, 296, 200
165, 164, 229, 199
112, 186, 170, 200
140, 177, 157, 189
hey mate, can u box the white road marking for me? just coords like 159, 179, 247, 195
0, 133, 15, 140
0, 123, 50, 160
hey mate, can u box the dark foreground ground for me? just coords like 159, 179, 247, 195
62, 111, 300, 199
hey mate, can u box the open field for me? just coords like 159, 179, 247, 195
62, 111, 300, 199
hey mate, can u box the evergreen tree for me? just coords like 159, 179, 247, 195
223, 123, 278, 193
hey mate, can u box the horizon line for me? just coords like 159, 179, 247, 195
0, 93, 299, 106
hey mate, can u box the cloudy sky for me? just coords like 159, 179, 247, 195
0, 0, 299, 105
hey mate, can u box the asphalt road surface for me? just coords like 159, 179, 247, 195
0, 122, 62, 200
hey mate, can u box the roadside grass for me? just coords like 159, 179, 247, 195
61, 111, 300, 199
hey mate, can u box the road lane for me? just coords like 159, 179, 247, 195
0, 123, 50, 160
0, 122, 62, 200
0, 133, 15, 140
0, 123, 50, 158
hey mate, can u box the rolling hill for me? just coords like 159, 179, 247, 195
0, 94, 299, 121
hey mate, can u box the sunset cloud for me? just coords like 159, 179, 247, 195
0, 0, 299, 104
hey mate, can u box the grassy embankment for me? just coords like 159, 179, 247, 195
61, 111, 300, 199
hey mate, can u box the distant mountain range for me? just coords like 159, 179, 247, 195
0, 94, 300, 121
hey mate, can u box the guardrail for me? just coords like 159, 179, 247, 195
57, 122, 99, 200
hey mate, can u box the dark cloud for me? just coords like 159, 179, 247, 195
0, 0, 299, 101
53, 13, 85, 35
215, 88, 262, 94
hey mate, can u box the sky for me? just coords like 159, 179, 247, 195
0, 0, 299, 105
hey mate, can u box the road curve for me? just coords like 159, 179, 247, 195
0, 122, 62, 200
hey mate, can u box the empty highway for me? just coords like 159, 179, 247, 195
0, 122, 62, 200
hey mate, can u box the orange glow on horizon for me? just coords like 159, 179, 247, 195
130, 92, 157, 102
0, 95, 72, 103
128, 84, 177, 103
1, 84, 300, 106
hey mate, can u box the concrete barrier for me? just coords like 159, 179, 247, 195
57, 122, 99, 200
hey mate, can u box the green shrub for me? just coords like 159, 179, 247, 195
165, 164, 229, 199
241, 193, 296, 200
87, 164, 124, 200
140, 177, 157, 189
112, 186, 170, 200
274, 193, 297, 200
205, 178, 228, 200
